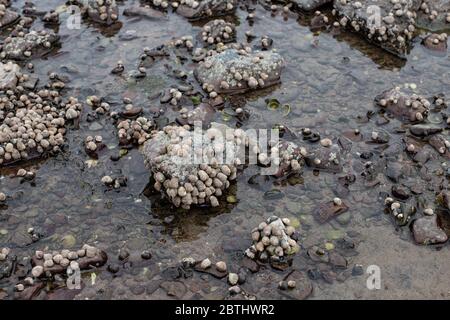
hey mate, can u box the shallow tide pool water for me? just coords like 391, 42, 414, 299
0, 0, 450, 300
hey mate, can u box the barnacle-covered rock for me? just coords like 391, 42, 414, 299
333, 0, 421, 57
194, 48, 284, 95
177, 0, 237, 20
200, 19, 236, 45
375, 87, 430, 123
116, 117, 154, 146
142, 123, 258, 209
0, 30, 59, 60
245, 216, 300, 263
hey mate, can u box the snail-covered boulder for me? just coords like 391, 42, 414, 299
31, 245, 108, 277
85, 0, 119, 25
0, 61, 21, 90
375, 87, 430, 123
0, 89, 82, 166
200, 19, 236, 46
177, 0, 237, 20
245, 216, 300, 263
0, 30, 59, 60
142, 123, 258, 209
333, 0, 421, 57
416, 0, 450, 31
194, 48, 284, 95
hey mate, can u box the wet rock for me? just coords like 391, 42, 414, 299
351, 264, 364, 276
177, 0, 237, 20
307, 246, 329, 263
385, 161, 403, 182
410, 124, 443, 137
416, 0, 450, 31
437, 191, 450, 210
0, 61, 21, 90
240, 257, 260, 273
428, 135, 450, 159
194, 49, 284, 95
123, 5, 166, 19
0, 8, 20, 29
422, 33, 448, 52
14, 282, 45, 300
194, 261, 227, 278
375, 87, 430, 123
412, 215, 448, 245
328, 251, 347, 269
313, 200, 349, 223
291, 0, 332, 11
333, 0, 421, 57
391, 185, 409, 200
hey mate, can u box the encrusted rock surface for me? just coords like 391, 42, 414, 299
195, 48, 284, 95
142, 123, 257, 209
177, 0, 237, 20
333, 0, 421, 57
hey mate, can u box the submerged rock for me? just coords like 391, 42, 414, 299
304, 145, 342, 172
194, 49, 284, 95
280, 270, 313, 300
412, 215, 448, 245
177, 0, 237, 20
333, 0, 421, 57
313, 199, 349, 223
